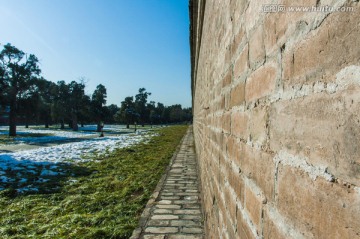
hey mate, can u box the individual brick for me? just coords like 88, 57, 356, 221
245, 61, 277, 102
230, 81, 246, 108
246, 105, 269, 148
244, 185, 263, 233
242, 145, 275, 201
262, 208, 287, 239
233, 44, 249, 81
249, 25, 265, 70
236, 206, 256, 239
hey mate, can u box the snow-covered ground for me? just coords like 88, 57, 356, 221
0, 126, 98, 144
0, 126, 154, 193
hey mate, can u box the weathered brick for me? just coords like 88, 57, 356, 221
226, 135, 245, 169
236, 206, 256, 239
283, 3, 360, 87
230, 109, 248, 140
269, 88, 360, 185
277, 164, 360, 238
244, 185, 263, 233
230, 0, 247, 35
262, 209, 287, 239
222, 68, 232, 88
230, 81, 245, 108
247, 105, 268, 148
222, 112, 231, 134
227, 163, 245, 205
244, 0, 267, 34
233, 44, 249, 81
263, 0, 313, 55
231, 23, 246, 58
249, 25, 265, 70
245, 61, 277, 102
242, 145, 275, 201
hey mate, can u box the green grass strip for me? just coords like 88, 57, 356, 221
0, 125, 188, 239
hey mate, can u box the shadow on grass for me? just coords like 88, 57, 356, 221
0, 157, 92, 199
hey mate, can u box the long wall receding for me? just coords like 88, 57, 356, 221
190, 0, 360, 238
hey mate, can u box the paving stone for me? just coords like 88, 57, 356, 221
183, 204, 201, 209
153, 209, 173, 214
167, 235, 203, 239
145, 227, 178, 234
143, 235, 166, 239
156, 204, 181, 209
147, 220, 170, 226
181, 215, 202, 220
174, 209, 201, 215
157, 200, 172, 204
181, 227, 203, 234
160, 196, 180, 200
170, 220, 200, 227
151, 215, 179, 220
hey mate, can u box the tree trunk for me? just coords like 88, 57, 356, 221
96, 122, 102, 132
45, 114, 50, 128
9, 102, 17, 136
126, 124, 129, 129
60, 120, 65, 129
72, 114, 78, 131
25, 116, 29, 128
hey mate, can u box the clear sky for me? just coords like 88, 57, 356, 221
0, 0, 191, 108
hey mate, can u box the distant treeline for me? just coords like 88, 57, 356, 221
0, 43, 192, 136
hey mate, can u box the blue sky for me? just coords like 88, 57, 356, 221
0, 0, 191, 107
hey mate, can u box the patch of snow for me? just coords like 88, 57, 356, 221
0, 128, 154, 192
1, 133, 150, 165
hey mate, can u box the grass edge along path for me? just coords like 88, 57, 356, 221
0, 125, 188, 239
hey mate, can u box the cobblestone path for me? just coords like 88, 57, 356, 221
131, 127, 204, 239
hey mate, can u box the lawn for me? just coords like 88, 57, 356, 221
0, 125, 188, 239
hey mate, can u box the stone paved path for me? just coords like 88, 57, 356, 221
131, 127, 204, 239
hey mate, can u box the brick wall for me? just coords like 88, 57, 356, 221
190, 0, 360, 238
